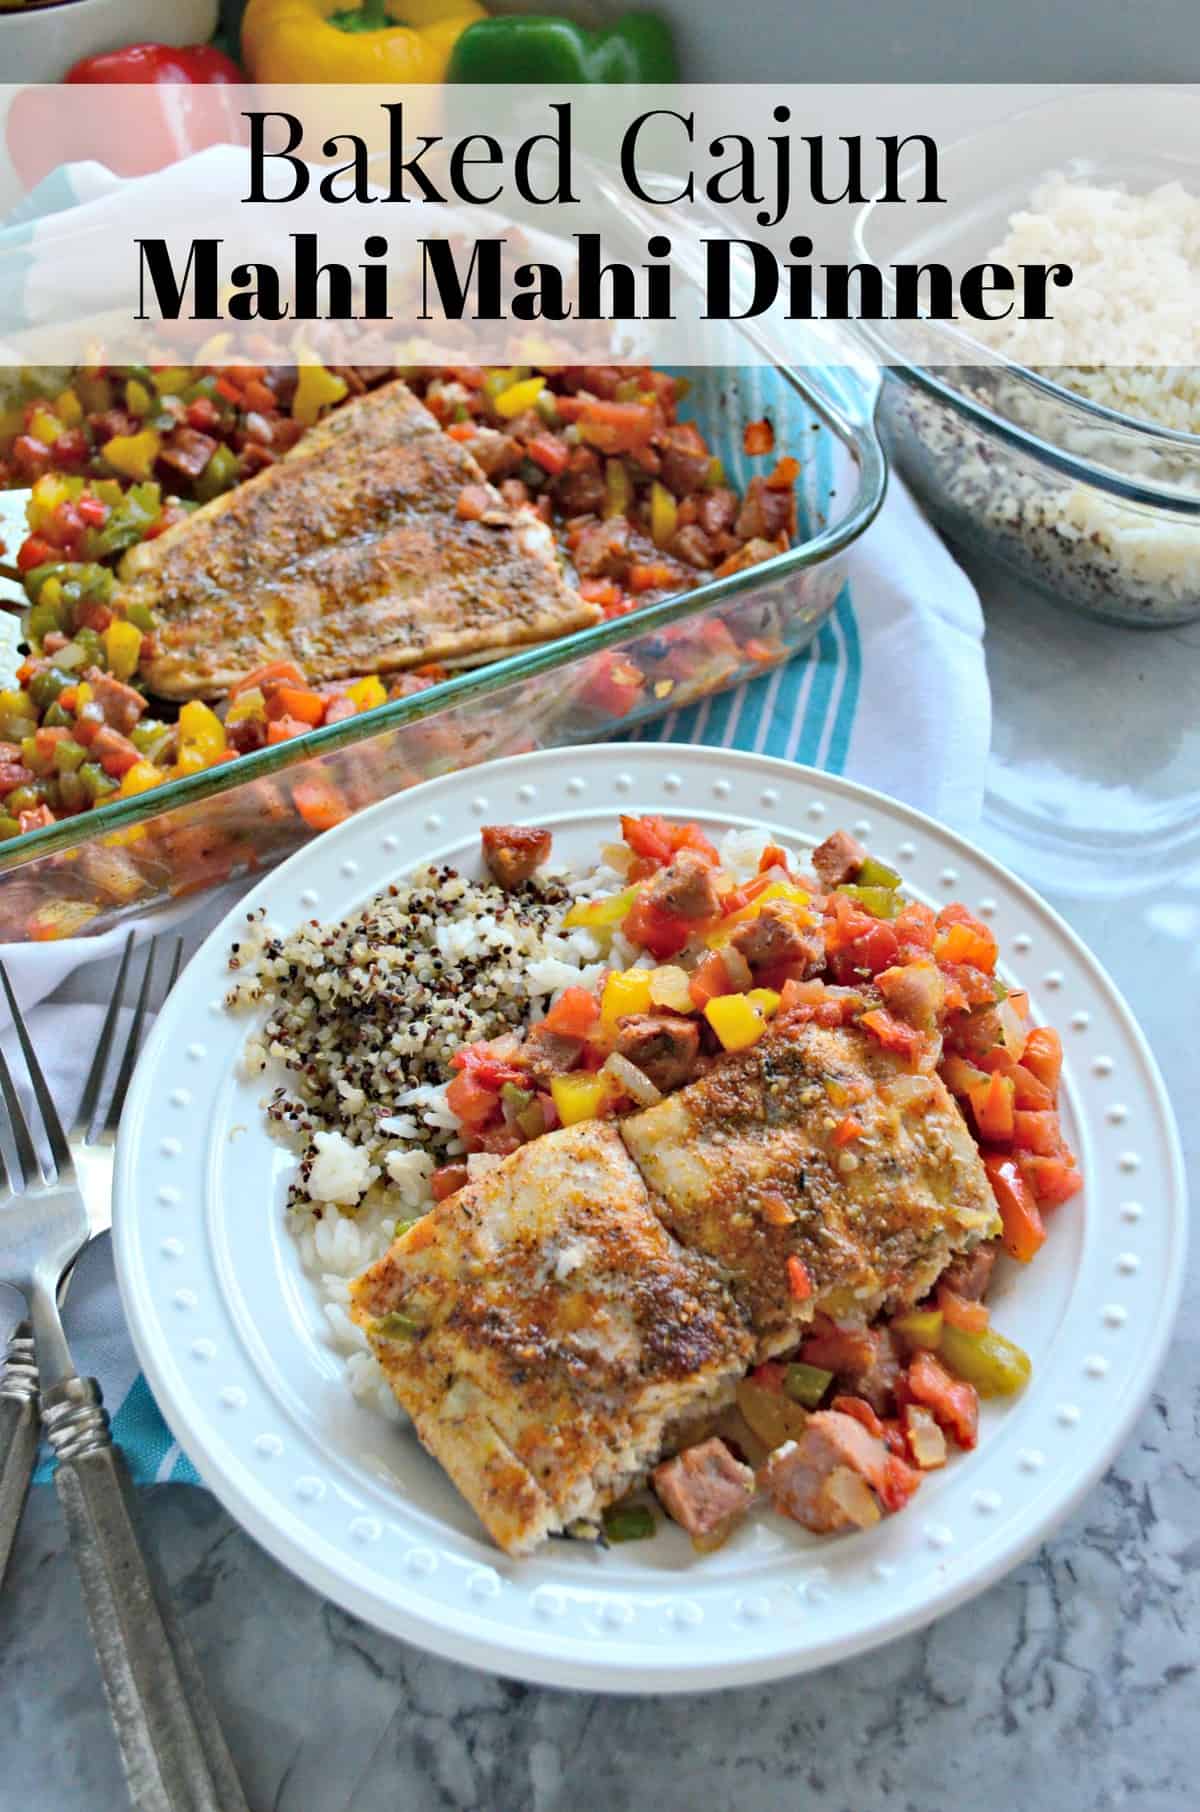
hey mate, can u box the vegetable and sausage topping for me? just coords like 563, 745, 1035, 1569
349, 816, 1080, 1553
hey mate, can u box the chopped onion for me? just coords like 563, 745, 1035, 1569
53, 640, 89, 672
884, 1074, 935, 1110
996, 996, 1028, 1063
904, 1405, 947, 1470
719, 944, 753, 992
648, 964, 694, 1013
601, 841, 635, 877
601, 1050, 663, 1106
824, 1466, 881, 1528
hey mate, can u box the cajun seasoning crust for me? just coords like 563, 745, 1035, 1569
349, 1122, 754, 1556
620, 1021, 1000, 1358
121, 378, 601, 701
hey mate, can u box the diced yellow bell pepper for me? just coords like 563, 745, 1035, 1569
178, 699, 227, 761
152, 368, 191, 396
347, 674, 387, 712
74, 680, 93, 711
493, 375, 546, 419
104, 619, 143, 682
54, 388, 83, 426
600, 968, 654, 1030
125, 378, 153, 417
29, 473, 69, 526
650, 481, 677, 548
292, 364, 349, 428
172, 746, 209, 779
746, 987, 781, 1019
225, 686, 266, 727
102, 429, 161, 482
561, 885, 638, 931
550, 1072, 616, 1126
117, 760, 166, 799
938, 1324, 1031, 1397
891, 1307, 944, 1351
704, 992, 771, 1052
39, 575, 64, 611
29, 409, 62, 447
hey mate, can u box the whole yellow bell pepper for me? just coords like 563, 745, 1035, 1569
242, 0, 489, 85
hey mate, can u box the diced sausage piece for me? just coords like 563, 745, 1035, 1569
615, 1014, 701, 1094
82, 667, 146, 735
735, 475, 795, 543
645, 848, 721, 921
731, 901, 825, 975
158, 426, 218, 482
658, 422, 712, 496
811, 829, 867, 888
481, 824, 552, 889
522, 1023, 584, 1087
840, 1326, 902, 1417
757, 1410, 888, 1533
653, 1437, 756, 1538
939, 1239, 999, 1302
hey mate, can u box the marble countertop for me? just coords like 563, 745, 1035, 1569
3, 560, 1196, 1812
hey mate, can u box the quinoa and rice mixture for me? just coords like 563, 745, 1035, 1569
225, 829, 777, 1424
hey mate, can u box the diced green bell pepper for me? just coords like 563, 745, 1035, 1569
602, 1502, 656, 1542
783, 1362, 834, 1408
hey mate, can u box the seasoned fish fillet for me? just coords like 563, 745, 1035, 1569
349, 1122, 753, 1556
120, 378, 600, 700
620, 1021, 1000, 1357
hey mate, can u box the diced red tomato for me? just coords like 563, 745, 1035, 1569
934, 905, 998, 973
430, 1163, 470, 1202
267, 685, 326, 727
92, 726, 141, 777
893, 900, 937, 951
859, 1008, 924, 1062
267, 715, 311, 744
17, 535, 54, 574
186, 397, 220, 431
577, 398, 657, 452
541, 986, 600, 1040
445, 1070, 501, 1129
621, 815, 719, 868
832, 1115, 864, 1147
829, 1394, 885, 1438
1015, 1150, 1084, 1208
750, 1361, 786, 1393
451, 1040, 528, 1092
231, 660, 306, 698
582, 652, 645, 716
984, 1152, 1046, 1263
1012, 1110, 1065, 1155
766, 454, 801, 490
968, 1070, 1016, 1143
627, 561, 679, 593
1021, 1026, 1063, 1093
622, 890, 690, 959
743, 418, 775, 455
976, 1050, 1056, 1110
907, 1350, 979, 1450
758, 843, 790, 875
688, 947, 735, 1009
76, 494, 108, 528
937, 1286, 990, 1334
786, 1255, 813, 1301
525, 431, 570, 475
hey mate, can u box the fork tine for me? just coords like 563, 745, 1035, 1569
0, 962, 72, 1179
73, 931, 135, 1141
164, 937, 184, 999
0, 1042, 40, 1192
103, 937, 158, 1133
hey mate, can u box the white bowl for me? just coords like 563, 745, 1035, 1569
0, 0, 220, 84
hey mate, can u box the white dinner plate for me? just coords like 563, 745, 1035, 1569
114, 745, 1187, 1692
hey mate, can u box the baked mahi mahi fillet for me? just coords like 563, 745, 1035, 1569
351, 1023, 999, 1555
119, 378, 600, 701
349, 1123, 754, 1556
620, 1021, 1001, 1358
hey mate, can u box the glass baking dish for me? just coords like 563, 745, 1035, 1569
0, 362, 884, 942
853, 88, 1200, 629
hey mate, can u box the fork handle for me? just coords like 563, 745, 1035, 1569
42, 1376, 249, 1812
0, 1321, 39, 1587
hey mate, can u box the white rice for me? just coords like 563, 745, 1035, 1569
228, 828, 800, 1423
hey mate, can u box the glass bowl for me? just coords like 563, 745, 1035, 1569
854, 87, 1200, 629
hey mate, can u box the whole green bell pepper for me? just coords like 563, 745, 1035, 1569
447, 10, 679, 83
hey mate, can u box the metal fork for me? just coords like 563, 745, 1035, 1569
0, 934, 180, 1583
0, 958, 249, 1812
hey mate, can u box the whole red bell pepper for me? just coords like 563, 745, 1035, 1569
8, 43, 247, 192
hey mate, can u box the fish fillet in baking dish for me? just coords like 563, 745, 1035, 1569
620, 1021, 1001, 1358
349, 1122, 753, 1556
119, 378, 601, 701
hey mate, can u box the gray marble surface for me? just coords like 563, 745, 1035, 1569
2, 565, 1197, 1811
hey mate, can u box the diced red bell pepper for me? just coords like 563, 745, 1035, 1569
786, 1255, 813, 1301
267, 716, 311, 745
984, 1151, 1047, 1262
582, 652, 645, 717
268, 685, 326, 727
750, 1361, 787, 1393
291, 775, 347, 831
688, 948, 736, 1009
92, 726, 142, 777
525, 431, 570, 475
743, 418, 775, 455
934, 904, 998, 973
758, 843, 790, 875
907, 1350, 979, 1450
937, 1286, 990, 1334
829, 1395, 885, 1438
17, 535, 54, 574
621, 814, 719, 867
1012, 1110, 1065, 1155
878, 1452, 923, 1511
